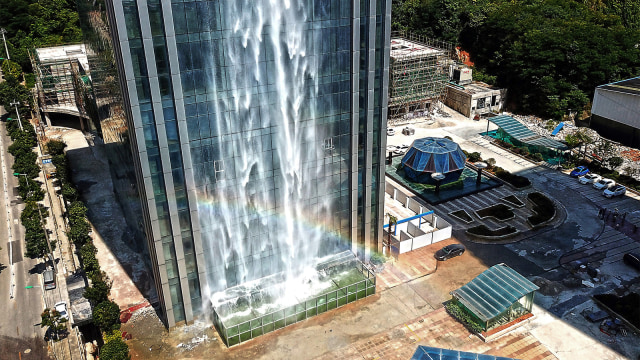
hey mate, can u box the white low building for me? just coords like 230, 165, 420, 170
590, 77, 640, 148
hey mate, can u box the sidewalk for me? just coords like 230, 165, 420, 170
35, 126, 84, 360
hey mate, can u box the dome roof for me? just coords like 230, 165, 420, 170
401, 137, 467, 175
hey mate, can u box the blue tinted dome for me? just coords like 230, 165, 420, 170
401, 137, 467, 174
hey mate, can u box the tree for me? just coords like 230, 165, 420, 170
607, 156, 624, 169
100, 337, 130, 360
41, 308, 67, 341
17, 176, 45, 202
84, 271, 112, 305
93, 301, 121, 331
46, 140, 67, 156
80, 243, 100, 272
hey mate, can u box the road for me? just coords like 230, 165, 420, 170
0, 70, 47, 357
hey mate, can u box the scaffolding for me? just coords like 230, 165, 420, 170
388, 32, 454, 121
30, 45, 91, 122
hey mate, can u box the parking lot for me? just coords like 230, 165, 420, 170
385, 113, 640, 358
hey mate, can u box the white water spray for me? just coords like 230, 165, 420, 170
199, 0, 344, 312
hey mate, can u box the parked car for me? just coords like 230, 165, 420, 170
54, 301, 69, 320
623, 253, 640, 271
393, 144, 410, 155
43, 268, 56, 290
402, 126, 415, 135
593, 178, 615, 190
434, 244, 466, 261
603, 185, 626, 198
386, 128, 395, 136
578, 173, 601, 184
570, 166, 589, 177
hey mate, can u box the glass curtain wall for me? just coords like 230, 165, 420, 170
106, 0, 389, 327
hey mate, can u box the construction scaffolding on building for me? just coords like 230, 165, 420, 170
388, 32, 455, 122
30, 44, 91, 128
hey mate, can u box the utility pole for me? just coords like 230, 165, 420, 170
0, 28, 9, 60
9, 100, 24, 131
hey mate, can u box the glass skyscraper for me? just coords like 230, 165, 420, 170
85, 0, 391, 327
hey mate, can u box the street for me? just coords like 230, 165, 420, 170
0, 101, 48, 357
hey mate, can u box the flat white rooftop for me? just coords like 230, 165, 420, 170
35, 44, 89, 71
390, 38, 443, 59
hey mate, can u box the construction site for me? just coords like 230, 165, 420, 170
30, 44, 93, 130
388, 32, 455, 123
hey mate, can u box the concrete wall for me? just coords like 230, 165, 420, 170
384, 180, 452, 255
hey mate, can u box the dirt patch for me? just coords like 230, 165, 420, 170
0, 335, 51, 360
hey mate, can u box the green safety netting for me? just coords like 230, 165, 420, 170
451, 264, 539, 322
489, 115, 568, 151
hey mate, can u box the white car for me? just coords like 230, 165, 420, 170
386, 128, 395, 136
579, 173, 601, 184
593, 178, 615, 190
603, 185, 626, 198
393, 144, 410, 155
54, 301, 69, 320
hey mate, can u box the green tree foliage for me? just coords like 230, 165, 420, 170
41, 308, 67, 341
93, 301, 121, 332
100, 337, 130, 360
607, 156, 624, 169
17, 176, 44, 201
21, 201, 53, 259
80, 243, 99, 272
84, 271, 112, 305
0, 0, 83, 69
46, 140, 67, 156
459, 0, 640, 118
393, 0, 640, 119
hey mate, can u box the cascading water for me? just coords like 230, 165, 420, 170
199, 0, 347, 315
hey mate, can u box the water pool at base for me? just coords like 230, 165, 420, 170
211, 251, 376, 347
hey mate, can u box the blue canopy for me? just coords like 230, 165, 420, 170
411, 346, 517, 360
401, 137, 467, 175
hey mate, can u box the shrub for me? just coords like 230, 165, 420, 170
476, 204, 515, 221
445, 301, 484, 333
46, 140, 67, 156
493, 168, 531, 188
99, 337, 129, 360
84, 271, 112, 305
370, 253, 386, 266
532, 153, 544, 162
80, 243, 100, 272
466, 225, 518, 237
468, 152, 482, 162
485, 158, 496, 168
93, 301, 121, 332
527, 192, 555, 226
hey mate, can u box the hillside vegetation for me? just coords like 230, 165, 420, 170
392, 0, 640, 119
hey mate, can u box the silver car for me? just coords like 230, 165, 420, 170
579, 173, 601, 184
603, 185, 626, 198
593, 178, 615, 190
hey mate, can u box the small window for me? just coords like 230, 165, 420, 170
214, 160, 224, 181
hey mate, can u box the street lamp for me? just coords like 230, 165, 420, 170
9, 99, 24, 131
0, 28, 9, 60
14, 172, 56, 271
431, 172, 446, 194
474, 162, 487, 184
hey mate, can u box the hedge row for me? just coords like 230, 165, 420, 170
445, 301, 484, 334
527, 192, 555, 226
46, 141, 121, 333
5, 120, 53, 259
